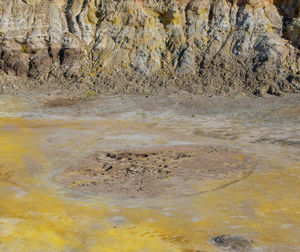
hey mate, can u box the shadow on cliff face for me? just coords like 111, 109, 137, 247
0, 50, 29, 77
274, 0, 299, 19
226, 0, 247, 7
273, 0, 300, 48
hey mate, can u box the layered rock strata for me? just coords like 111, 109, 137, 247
0, 0, 299, 95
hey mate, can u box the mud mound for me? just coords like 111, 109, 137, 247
55, 145, 255, 198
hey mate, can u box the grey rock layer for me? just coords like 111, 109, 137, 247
0, 0, 299, 95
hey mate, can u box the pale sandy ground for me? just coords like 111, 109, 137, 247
0, 93, 299, 251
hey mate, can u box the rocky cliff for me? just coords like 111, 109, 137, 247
0, 0, 299, 95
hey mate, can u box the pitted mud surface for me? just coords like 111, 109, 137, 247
212, 235, 252, 251
55, 145, 255, 198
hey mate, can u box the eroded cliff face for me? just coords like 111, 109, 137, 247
0, 0, 299, 95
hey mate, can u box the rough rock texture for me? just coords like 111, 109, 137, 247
0, 0, 299, 95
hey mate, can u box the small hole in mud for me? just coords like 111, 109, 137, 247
212, 235, 252, 251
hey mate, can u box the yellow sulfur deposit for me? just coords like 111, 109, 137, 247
0, 97, 300, 251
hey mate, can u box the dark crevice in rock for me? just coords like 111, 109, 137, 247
208, 0, 215, 29
58, 48, 66, 65
273, 0, 299, 48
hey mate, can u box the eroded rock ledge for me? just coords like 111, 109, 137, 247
0, 0, 299, 95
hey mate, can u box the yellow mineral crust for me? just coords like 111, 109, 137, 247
0, 106, 299, 251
